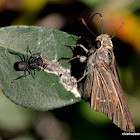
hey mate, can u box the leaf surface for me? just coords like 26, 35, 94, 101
0, 26, 81, 111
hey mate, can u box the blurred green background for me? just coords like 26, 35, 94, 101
0, 0, 140, 139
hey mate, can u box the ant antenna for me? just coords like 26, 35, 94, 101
111, 21, 124, 39
88, 13, 103, 35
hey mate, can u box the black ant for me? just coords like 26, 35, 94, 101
9, 46, 43, 82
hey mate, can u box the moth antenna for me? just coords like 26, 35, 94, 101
111, 21, 124, 39
80, 18, 96, 37
87, 13, 103, 35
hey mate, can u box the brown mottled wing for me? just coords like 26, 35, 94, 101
84, 60, 135, 132
112, 58, 120, 82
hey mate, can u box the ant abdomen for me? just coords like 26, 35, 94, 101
14, 62, 29, 71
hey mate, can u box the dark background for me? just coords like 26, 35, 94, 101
0, 0, 140, 139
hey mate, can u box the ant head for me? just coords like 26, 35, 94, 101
37, 58, 43, 66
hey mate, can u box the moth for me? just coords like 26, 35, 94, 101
64, 13, 135, 132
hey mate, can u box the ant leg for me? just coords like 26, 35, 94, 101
62, 44, 89, 53
27, 45, 41, 56
22, 54, 26, 62
28, 55, 35, 62
30, 69, 35, 79
31, 51, 41, 58
33, 69, 36, 77
26, 45, 30, 62
11, 71, 29, 83
27, 45, 37, 62
24, 70, 27, 76
28, 47, 33, 56
37, 66, 41, 71
27, 45, 38, 58
32, 53, 41, 56
27, 69, 35, 79
26, 45, 34, 62
9, 52, 24, 61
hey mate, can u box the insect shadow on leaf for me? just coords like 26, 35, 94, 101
9, 46, 43, 83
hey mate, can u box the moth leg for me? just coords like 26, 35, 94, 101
73, 71, 87, 85
77, 72, 87, 82
62, 43, 89, 53
59, 55, 87, 63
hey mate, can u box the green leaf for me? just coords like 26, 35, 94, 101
10, 134, 36, 140
0, 92, 33, 131
0, 26, 81, 111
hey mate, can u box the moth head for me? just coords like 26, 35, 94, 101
95, 34, 113, 49
95, 40, 101, 49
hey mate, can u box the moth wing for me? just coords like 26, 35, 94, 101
80, 72, 94, 101
112, 58, 120, 82
84, 61, 135, 132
